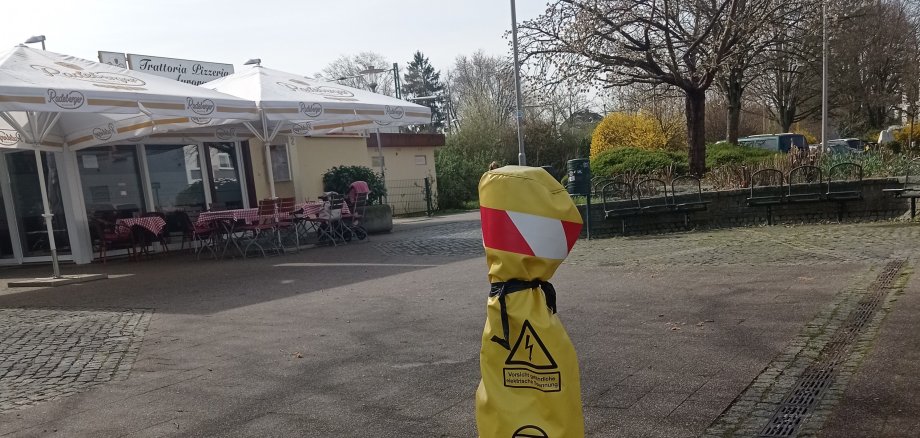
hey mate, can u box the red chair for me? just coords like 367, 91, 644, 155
91, 219, 135, 263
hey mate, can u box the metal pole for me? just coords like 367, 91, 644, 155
392, 62, 401, 99
821, 0, 828, 152
34, 150, 61, 278
510, 0, 526, 166
375, 128, 387, 204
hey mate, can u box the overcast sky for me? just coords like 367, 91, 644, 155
3, 0, 548, 76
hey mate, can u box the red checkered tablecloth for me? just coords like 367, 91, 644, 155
196, 208, 260, 226
117, 217, 166, 235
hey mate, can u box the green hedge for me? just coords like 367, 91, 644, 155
322, 166, 386, 204
705, 142, 778, 167
590, 147, 688, 177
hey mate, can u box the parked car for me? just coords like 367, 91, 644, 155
738, 133, 808, 154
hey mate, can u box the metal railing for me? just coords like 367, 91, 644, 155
385, 177, 435, 216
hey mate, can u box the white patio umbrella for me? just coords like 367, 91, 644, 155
201, 64, 431, 197
0, 45, 258, 277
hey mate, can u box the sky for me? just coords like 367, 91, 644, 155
3, 0, 548, 76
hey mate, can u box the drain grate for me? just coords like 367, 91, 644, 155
758, 259, 906, 437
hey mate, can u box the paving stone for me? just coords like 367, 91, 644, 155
0, 308, 152, 414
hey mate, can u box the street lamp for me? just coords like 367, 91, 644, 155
510, 0, 526, 165
24, 35, 46, 50
357, 63, 401, 98
821, 0, 828, 152
244, 58, 261, 66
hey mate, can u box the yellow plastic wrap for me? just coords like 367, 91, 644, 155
476, 166, 585, 438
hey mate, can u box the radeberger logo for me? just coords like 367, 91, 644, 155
385, 105, 404, 119
278, 80, 355, 99
47, 89, 85, 109
291, 122, 312, 135
31, 65, 146, 88
92, 123, 116, 141
216, 127, 237, 140
190, 117, 212, 125
299, 102, 323, 118
0, 129, 21, 146
187, 98, 215, 116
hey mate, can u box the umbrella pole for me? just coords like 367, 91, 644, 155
34, 149, 61, 278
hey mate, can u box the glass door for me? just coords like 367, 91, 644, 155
0, 186, 14, 260
5, 151, 71, 258
204, 142, 245, 210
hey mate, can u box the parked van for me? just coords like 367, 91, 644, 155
738, 133, 808, 154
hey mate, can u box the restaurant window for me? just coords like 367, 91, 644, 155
144, 144, 206, 213
205, 142, 244, 210
270, 144, 291, 182
6, 151, 71, 257
77, 146, 146, 222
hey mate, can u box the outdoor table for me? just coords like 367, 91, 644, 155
196, 209, 260, 258
116, 217, 166, 236
116, 217, 168, 256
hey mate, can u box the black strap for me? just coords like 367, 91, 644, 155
488, 280, 557, 350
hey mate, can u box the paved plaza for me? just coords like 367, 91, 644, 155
1, 213, 919, 437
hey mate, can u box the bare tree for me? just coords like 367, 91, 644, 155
319, 52, 396, 96
519, 0, 790, 174
447, 52, 517, 133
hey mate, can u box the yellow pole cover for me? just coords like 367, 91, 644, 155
476, 165, 585, 438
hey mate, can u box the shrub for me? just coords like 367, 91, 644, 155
322, 165, 386, 204
434, 143, 491, 210
590, 112, 670, 157
590, 147, 688, 177
706, 142, 779, 168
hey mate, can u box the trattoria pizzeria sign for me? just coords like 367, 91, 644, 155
99, 52, 233, 86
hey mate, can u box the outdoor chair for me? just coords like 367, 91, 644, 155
310, 194, 346, 246
276, 197, 300, 252
747, 169, 785, 225
826, 162, 863, 221
91, 218, 135, 264
343, 192, 369, 241
601, 181, 640, 234
635, 178, 671, 214
883, 157, 920, 218
239, 199, 277, 257
787, 165, 824, 202
136, 212, 170, 256
670, 175, 708, 228
177, 211, 217, 259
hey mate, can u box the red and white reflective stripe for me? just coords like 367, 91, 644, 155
480, 207, 581, 259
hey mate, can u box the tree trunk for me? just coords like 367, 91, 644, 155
725, 73, 744, 144
685, 89, 707, 176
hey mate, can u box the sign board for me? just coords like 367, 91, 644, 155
125, 53, 233, 85
98, 51, 127, 68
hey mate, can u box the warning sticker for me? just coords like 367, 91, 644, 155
503, 368, 561, 392
506, 320, 557, 369
503, 320, 561, 391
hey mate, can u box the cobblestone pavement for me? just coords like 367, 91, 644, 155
0, 308, 152, 414
375, 220, 483, 256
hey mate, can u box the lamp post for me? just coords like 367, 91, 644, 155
821, 0, 828, 152
24, 35, 45, 50
244, 58, 261, 66
358, 63, 401, 98
510, 0, 526, 166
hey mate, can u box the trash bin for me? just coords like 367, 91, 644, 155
566, 159, 590, 196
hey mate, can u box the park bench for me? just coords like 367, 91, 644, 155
882, 157, 920, 219
636, 178, 671, 214
747, 168, 785, 225
826, 162, 863, 221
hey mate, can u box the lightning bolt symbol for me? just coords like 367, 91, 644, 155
525, 335, 534, 361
